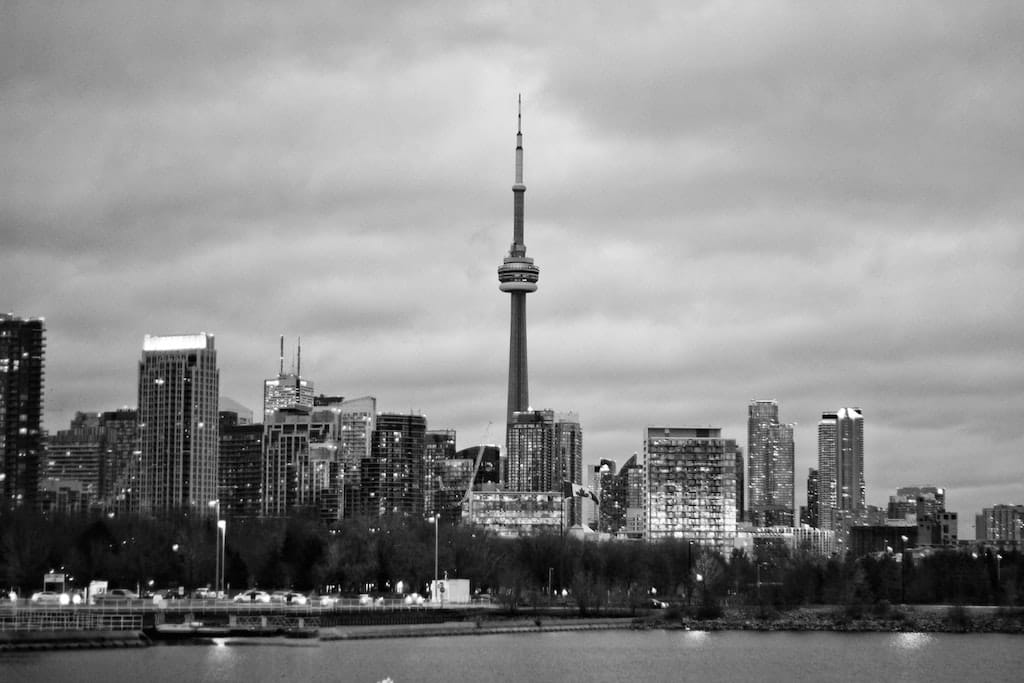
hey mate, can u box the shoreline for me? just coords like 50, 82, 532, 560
4, 606, 1022, 650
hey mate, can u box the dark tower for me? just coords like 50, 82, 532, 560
0, 313, 45, 512
498, 96, 540, 427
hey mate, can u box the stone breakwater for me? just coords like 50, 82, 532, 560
658, 607, 1024, 635
0, 630, 150, 652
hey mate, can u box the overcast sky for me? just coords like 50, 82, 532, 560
3, 2, 1022, 535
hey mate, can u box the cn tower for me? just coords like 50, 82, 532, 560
498, 96, 540, 426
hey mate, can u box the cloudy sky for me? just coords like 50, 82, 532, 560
3, 2, 1022, 534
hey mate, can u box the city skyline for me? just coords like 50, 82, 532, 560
3, 3, 1023, 531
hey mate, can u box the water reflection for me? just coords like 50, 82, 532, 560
890, 632, 935, 650
679, 629, 710, 646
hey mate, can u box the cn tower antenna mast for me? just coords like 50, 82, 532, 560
498, 94, 540, 426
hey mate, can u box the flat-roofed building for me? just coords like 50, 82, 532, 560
462, 488, 565, 537
137, 333, 219, 516
644, 426, 737, 552
1, 313, 45, 511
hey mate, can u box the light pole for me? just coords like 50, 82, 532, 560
218, 519, 227, 597
429, 515, 439, 602
208, 500, 221, 597
900, 535, 909, 604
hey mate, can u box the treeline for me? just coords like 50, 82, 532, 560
1, 510, 1020, 610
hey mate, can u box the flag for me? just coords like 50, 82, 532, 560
561, 481, 601, 505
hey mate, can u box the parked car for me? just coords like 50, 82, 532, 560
31, 591, 67, 605
233, 589, 271, 603
94, 588, 139, 602
270, 590, 307, 605
645, 598, 669, 609
358, 593, 373, 606
403, 593, 425, 606
310, 594, 335, 607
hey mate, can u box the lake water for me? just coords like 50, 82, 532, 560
2, 630, 1022, 683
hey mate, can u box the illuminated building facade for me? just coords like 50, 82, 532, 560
644, 426, 737, 552
360, 413, 427, 517
263, 337, 314, 418
506, 410, 583, 525
976, 505, 1024, 543
0, 313, 45, 512
887, 486, 946, 522
423, 429, 457, 516
800, 467, 819, 528
137, 333, 219, 516
817, 408, 865, 530
747, 400, 795, 527
462, 489, 565, 537
262, 404, 351, 521
219, 410, 263, 519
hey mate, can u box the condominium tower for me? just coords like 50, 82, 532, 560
817, 408, 865, 530
137, 333, 219, 516
747, 399, 795, 527
644, 426, 738, 552
0, 313, 45, 512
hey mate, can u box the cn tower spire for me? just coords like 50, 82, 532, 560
498, 95, 540, 426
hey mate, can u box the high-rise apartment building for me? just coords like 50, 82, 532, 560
817, 408, 865, 530
137, 333, 219, 516
423, 429, 457, 516
644, 426, 738, 552
263, 337, 314, 418
99, 409, 140, 512
361, 413, 427, 517
262, 403, 352, 522
0, 313, 45, 512
41, 412, 103, 514
219, 410, 263, 519
505, 410, 583, 526
800, 467, 819, 528
506, 410, 582, 493
312, 395, 376, 519
747, 400, 795, 527
976, 505, 1024, 543
888, 486, 946, 522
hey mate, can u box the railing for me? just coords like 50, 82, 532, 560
0, 608, 142, 632
1, 597, 491, 618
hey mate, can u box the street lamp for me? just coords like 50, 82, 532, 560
428, 515, 439, 602
218, 519, 227, 597
208, 500, 223, 597
900, 535, 909, 604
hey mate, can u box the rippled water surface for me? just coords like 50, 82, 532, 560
3, 630, 1023, 683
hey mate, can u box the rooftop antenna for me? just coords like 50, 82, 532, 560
297, 337, 302, 378
279, 335, 285, 375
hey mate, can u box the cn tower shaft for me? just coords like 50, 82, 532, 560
498, 98, 539, 426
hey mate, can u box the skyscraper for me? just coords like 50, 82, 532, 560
263, 336, 314, 418
747, 399, 795, 527
361, 413, 427, 517
0, 313, 45, 512
817, 407, 864, 530
262, 404, 348, 521
137, 333, 219, 516
498, 98, 540, 428
219, 410, 263, 519
506, 410, 584, 525
800, 467, 819, 528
